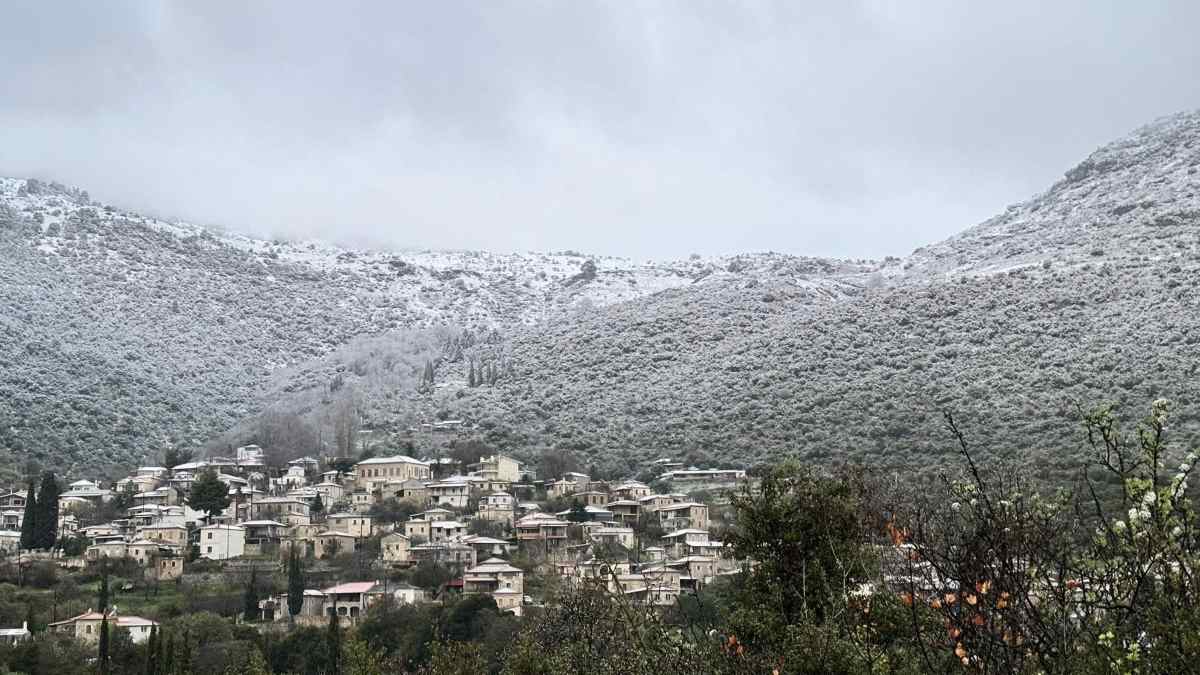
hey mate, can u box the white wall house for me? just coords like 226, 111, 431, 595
198, 524, 245, 560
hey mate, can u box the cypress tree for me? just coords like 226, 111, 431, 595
145, 624, 159, 675
98, 560, 110, 611
243, 568, 260, 622
35, 471, 60, 550
162, 631, 175, 675
326, 606, 341, 675
98, 616, 110, 675
287, 547, 304, 626
179, 628, 193, 675
19, 478, 37, 550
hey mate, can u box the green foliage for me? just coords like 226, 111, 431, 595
566, 501, 588, 523
326, 609, 342, 675
341, 636, 385, 675
242, 568, 260, 623
163, 447, 193, 470
368, 497, 418, 525
328, 457, 356, 477
499, 583, 713, 675
269, 626, 335, 675
0, 633, 92, 675
112, 481, 138, 512
187, 469, 231, 518
726, 462, 871, 629
98, 616, 110, 674
287, 548, 305, 621
410, 561, 454, 591
356, 602, 436, 670
33, 471, 60, 550
19, 477, 37, 550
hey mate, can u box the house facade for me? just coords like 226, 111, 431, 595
355, 456, 432, 492
198, 524, 245, 560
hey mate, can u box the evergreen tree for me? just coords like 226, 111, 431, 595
186, 469, 231, 518
163, 447, 193, 470
287, 547, 305, 626
18, 478, 37, 550
567, 500, 589, 523
98, 560, 110, 611
178, 628, 192, 675
34, 471, 60, 550
98, 616, 110, 675
162, 630, 175, 675
326, 607, 342, 675
98, 565, 111, 675
145, 625, 159, 675
468, 360, 477, 388
243, 568, 260, 622
311, 494, 325, 516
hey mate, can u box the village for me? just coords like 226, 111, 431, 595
0, 441, 752, 645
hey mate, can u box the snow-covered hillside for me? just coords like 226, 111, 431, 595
0, 176, 875, 329
896, 110, 1200, 281
0, 176, 872, 475
2, 109, 1197, 478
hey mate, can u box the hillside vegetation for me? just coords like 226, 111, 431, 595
1, 111, 1197, 478
433, 111, 1200, 479
0, 176, 871, 475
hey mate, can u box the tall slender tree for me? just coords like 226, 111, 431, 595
161, 630, 175, 675
18, 478, 37, 550
145, 624, 159, 675
326, 604, 342, 675
98, 617, 110, 675
287, 547, 305, 627
98, 561, 111, 674
243, 568, 260, 622
34, 471, 60, 550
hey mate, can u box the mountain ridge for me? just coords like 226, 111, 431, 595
0, 175, 871, 476
2, 109, 1198, 478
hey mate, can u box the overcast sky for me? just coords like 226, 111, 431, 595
3, 2, 1199, 260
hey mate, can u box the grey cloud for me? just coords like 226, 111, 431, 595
2, 1, 1199, 259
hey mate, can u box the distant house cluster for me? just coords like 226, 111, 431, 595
2, 442, 750, 628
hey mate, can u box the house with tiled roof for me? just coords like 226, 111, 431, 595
49, 609, 158, 644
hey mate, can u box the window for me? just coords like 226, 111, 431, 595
207, 546, 212, 553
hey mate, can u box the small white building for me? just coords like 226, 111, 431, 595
0, 621, 30, 645
0, 530, 20, 554
198, 524, 245, 560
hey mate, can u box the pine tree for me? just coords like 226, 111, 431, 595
34, 471, 60, 550
243, 568, 260, 622
98, 563, 111, 675
19, 478, 37, 550
468, 360, 477, 388
287, 547, 305, 626
187, 469, 231, 518
311, 494, 325, 517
